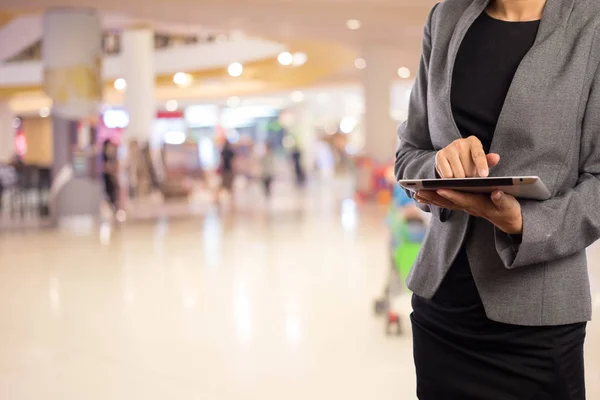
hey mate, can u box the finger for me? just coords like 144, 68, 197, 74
467, 136, 489, 177
459, 146, 477, 177
487, 153, 501, 168
490, 190, 518, 211
437, 189, 480, 209
446, 149, 466, 178
418, 191, 461, 210
436, 152, 453, 178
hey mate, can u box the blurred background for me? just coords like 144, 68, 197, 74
0, 1, 598, 399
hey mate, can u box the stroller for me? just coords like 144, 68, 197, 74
373, 185, 428, 335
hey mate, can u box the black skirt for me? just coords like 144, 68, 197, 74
411, 248, 587, 400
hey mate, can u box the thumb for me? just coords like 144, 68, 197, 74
491, 190, 516, 210
486, 153, 501, 168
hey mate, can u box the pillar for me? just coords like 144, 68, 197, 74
42, 9, 103, 221
0, 102, 15, 163
121, 28, 156, 199
362, 45, 398, 163
122, 28, 155, 143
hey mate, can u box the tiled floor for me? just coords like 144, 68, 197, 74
0, 182, 597, 399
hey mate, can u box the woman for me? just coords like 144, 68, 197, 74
395, 0, 600, 398
102, 140, 119, 214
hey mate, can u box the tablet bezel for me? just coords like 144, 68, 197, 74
398, 176, 551, 200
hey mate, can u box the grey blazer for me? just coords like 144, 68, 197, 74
395, 0, 600, 326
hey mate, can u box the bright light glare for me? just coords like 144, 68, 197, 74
165, 100, 178, 112
292, 52, 307, 66
354, 58, 367, 70
164, 131, 186, 145
278, 51, 293, 66
173, 72, 192, 86
114, 78, 126, 91
228, 62, 244, 77
340, 116, 357, 134
182, 290, 197, 310
291, 91, 304, 103
286, 317, 302, 343
398, 67, 411, 79
39, 107, 50, 118
346, 19, 362, 30
103, 109, 129, 129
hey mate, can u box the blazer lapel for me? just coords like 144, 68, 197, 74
489, 0, 576, 177
444, 0, 492, 141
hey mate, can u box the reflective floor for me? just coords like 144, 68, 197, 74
0, 181, 598, 399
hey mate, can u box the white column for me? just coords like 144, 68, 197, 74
43, 9, 103, 221
122, 28, 155, 143
362, 44, 398, 163
0, 103, 14, 163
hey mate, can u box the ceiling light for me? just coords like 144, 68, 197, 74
227, 96, 241, 108
291, 91, 304, 103
114, 78, 126, 91
278, 52, 293, 66
165, 100, 178, 112
354, 58, 367, 70
346, 19, 361, 30
228, 62, 244, 77
292, 52, 307, 66
397, 67, 411, 79
39, 107, 50, 118
340, 116, 357, 134
173, 72, 192, 86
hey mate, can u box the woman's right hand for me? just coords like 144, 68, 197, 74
435, 136, 500, 178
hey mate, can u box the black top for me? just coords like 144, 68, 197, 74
451, 12, 540, 152
442, 12, 541, 306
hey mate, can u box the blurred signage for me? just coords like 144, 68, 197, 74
157, 111, 184, 119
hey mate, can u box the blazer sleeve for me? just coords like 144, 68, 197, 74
495, 63, 600, 269
394, 3, 442, 218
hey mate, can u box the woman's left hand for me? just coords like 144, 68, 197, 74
415, 189, 523, 235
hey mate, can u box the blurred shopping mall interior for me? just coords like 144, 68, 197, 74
0, 0, 598, 398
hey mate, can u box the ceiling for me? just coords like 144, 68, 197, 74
0, 0, 434, 112
0, 0, 435, 50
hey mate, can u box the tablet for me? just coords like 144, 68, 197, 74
398, 176, 551, 200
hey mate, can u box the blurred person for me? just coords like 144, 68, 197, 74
216, 140, 236, 202
126, 140, 142, 198
395, 0, 597, 398
290, 145, 306, 187
260, 143, 275, 199
102, 140, 120, 215
0, 160, 17, 213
